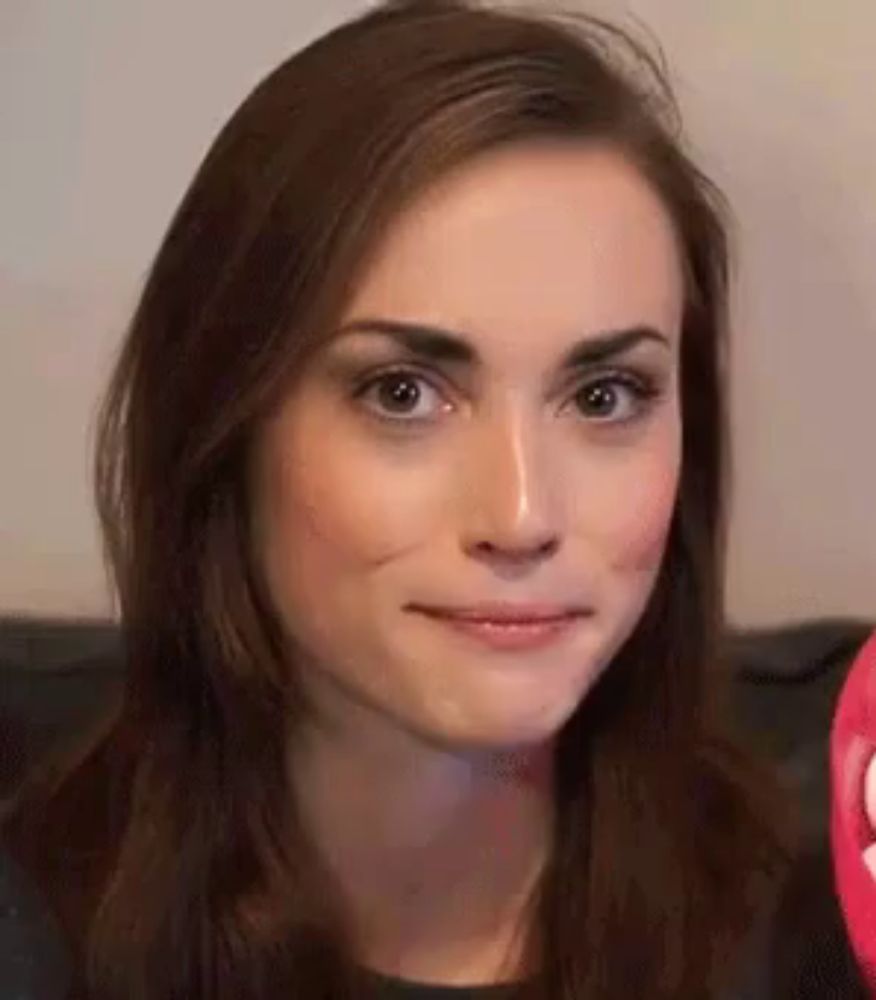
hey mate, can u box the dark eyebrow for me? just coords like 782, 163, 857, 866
331, 318, 671, 370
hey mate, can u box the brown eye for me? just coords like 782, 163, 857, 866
577, 382, 618, 417
376, 374, 421, 412
571, 373, 661, 424
354, 368, 448, 422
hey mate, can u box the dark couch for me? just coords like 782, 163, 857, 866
1, 614, 875, 998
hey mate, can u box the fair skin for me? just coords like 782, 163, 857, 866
250, 141, 684, 985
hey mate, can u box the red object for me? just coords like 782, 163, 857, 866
830, 627, 876, 993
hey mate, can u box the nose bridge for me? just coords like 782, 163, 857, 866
461, 400, 560, 554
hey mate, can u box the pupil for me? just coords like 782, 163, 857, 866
380, 377, 419, 410
581, 384, 614, 414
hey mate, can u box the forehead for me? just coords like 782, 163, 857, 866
342, 140, 684, 361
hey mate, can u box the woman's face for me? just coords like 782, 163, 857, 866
251, 141, 684, 753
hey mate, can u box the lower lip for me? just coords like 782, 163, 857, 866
414, 611, 585, 651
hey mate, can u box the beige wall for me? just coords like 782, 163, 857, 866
2, 1, 874, 625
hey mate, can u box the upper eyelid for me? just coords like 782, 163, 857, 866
354, 360, 660, 396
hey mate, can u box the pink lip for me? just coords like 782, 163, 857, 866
409, 604, 589, 652
410, 602, 587, 623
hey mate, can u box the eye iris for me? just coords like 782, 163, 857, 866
579, 382, 616, 416
379, 375, 420, 411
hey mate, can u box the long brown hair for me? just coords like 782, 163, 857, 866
2, 2, 799, 997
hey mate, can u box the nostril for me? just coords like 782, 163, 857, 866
477, 535, 559, 560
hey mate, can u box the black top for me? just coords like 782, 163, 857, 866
362, 967, 521, 999
1, 841, 871, 999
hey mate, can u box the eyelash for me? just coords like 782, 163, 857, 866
350, 364, 665, 428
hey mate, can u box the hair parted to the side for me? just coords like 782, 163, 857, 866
1, 2, 800, 998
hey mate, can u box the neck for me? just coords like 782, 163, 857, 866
288, 699, 554, 986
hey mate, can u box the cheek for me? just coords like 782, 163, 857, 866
262, 417, 446, 567
605, 455, 680, 574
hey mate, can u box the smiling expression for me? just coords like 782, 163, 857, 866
250, 140, 684, 752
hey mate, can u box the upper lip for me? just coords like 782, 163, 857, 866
410, 602, 588, 622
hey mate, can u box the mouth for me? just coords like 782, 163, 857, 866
408, 602, 589, 624
407, 603, 591, 652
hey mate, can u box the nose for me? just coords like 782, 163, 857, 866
459, 410, 561, 569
